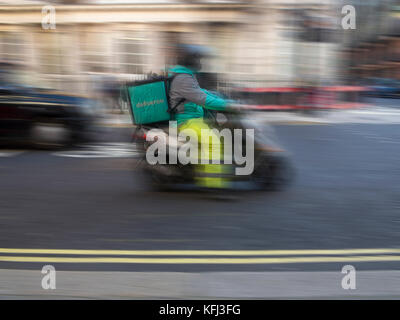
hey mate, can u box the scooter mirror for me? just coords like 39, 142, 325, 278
216, 113, 228, 125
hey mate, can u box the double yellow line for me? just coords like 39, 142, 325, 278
1, 248, 400, 264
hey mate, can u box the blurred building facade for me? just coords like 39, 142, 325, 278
0, 0, 398, 96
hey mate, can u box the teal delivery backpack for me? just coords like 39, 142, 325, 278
123, 75, 178, 125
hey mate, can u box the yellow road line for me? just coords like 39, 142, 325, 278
1, 248, 400, 256
1, 255, 400, 264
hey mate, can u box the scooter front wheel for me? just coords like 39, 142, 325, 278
252, 153, 295, 191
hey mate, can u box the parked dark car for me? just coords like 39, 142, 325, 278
362, 77, 400, 99
0, 66, 95, 148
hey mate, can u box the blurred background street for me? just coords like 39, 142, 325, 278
1, 0, 400, 299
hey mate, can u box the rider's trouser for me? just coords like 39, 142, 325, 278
178, 118, 230, 189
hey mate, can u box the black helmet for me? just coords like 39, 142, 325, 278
176, 44, 212, 72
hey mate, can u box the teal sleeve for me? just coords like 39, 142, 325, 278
203, 89, 228, 111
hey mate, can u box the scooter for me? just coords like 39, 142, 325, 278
131, 104, 294, 192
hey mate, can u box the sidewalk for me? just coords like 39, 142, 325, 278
1, 269, 400, 299
96, 106, 400, 128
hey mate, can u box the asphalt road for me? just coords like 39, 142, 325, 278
1, 118, 400, 275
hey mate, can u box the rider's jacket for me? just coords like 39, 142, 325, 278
168, 65, 228, 125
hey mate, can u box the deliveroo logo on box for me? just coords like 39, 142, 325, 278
133, 82, 167, 109
136, 99, 165, 108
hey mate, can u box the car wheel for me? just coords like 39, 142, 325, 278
30, 121, 72, 149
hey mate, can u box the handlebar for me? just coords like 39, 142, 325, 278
225, 102, 247, 113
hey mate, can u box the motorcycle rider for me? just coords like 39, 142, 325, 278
168, 44, 232, 189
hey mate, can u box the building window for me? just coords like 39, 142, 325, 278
0, 32, 28, 63
36, 32, 69, 75
114, 32, 151, 75
80, 32, 110, 73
